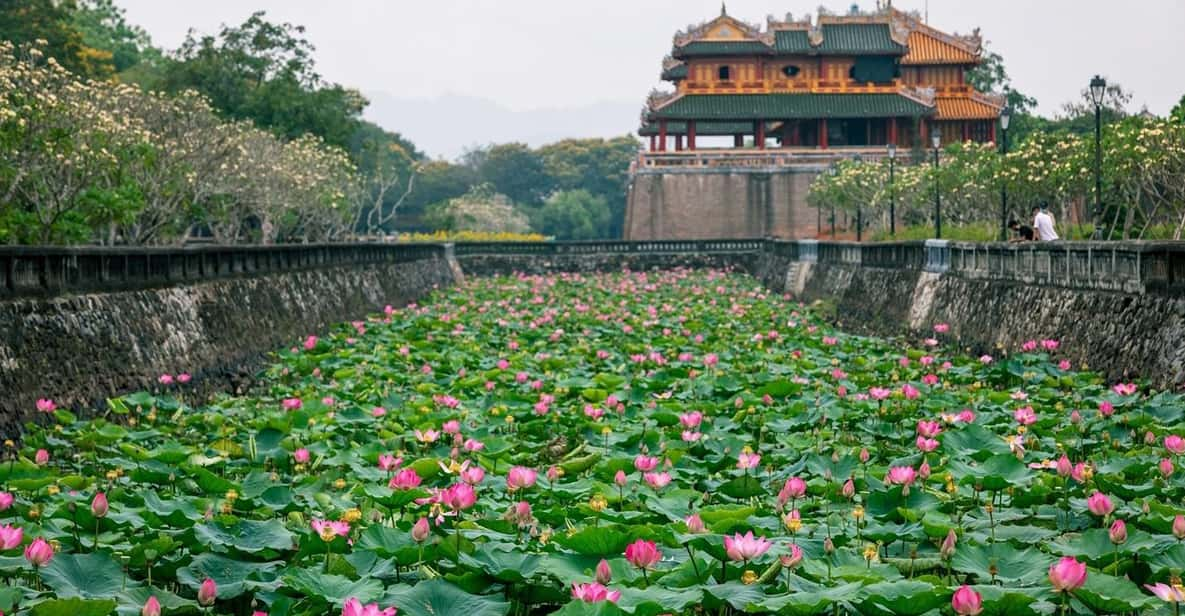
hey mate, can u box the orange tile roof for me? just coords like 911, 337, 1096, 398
935, 97, 1001, 120
902, 31, 978, 65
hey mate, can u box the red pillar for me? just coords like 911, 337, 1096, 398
675, 135, 683, 151
819, 118, 828, 149
733, 134, 744, 148
755, 120, 765, 149
649, 135, 656, 152
962, 121, 970, 143
889, 117, 898, 146
687, 120, 697, 151
989, 120, 997, 144
658, 120, 668, 152
919, 118, 928, 148
782, 122, 793, 148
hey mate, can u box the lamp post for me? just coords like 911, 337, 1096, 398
853, 154, 863, 242
828, 162, 838, 239
998, 106, 1012, 241
931, 132, 942, 239
1090, 75, 1106, 238
887, 143, 897, 237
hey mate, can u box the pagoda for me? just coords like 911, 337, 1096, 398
637, 4, 1004, 153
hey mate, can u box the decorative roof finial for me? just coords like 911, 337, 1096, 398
721, 2, 727, 17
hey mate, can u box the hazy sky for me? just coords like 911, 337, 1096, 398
119, 0, 1184, 117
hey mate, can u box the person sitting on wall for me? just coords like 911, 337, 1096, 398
1008, 218, 1035, 242
1033, 204, 1060, 241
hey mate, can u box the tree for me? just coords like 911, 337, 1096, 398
0, 0, 114, 78
72, 0, 157, 73
966, 45, 1037, 116
466, 143, 552, 206
160, 12, 366, 151
424, 183, 532, 234
1169, 93, 1184, 124
537, 136, 640, 238
529, 190, 611, 240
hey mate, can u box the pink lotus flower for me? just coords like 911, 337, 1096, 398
1098, 401, 1114, 417
303, 335, 318, 350
859, 448, 870, 463
704, 353, 718, 367
1159, 458, 1174, 478
24, 536, 53, 567
869, 387, 892, 400
922, 374, 939, 386
91, 492, 108, 518
177, 372, 191, 384
724, 531, 772, 562
1109, 519, 1127, 544
389, 469, 422, 490
1021, 340, 1038, 352
378, 455, 399, 471
685, 514, 706, 534
1145, 583, 1185, 603
736, 452, 761, 469
411, 518, 430, 542
885, 466, 916, 487
644, 472, 671, 490
0, 493, 13, 511
624, 539, 661, 570
159, 374, 174, 385
1056, 455, 1073, 477
1112, 382, 1137, 396
934, 323, 950, 333
780, 477, 807, 503
312, 519, 350, 541
614, 470, 628, 486
293, 448, 310, 464
460, 466, 485, 485
36, 398, 55, 413
34, 449, 49, 465
142, 596, 162, 616
371, 407, 387, 418
506, 501, 532, 526
415, 429, 439, 443
842, 478, 855, 499
779, 543, 803, 569
1048, 556, 1087, 592
1173, 515, 1185, 540
679, 411, 703, 429
1042, 339, 1059, 350
463, 438, 485, 452
1086, 492, 1114, 517
941, 529, 957, 559
1014, 407, 1037, 425
682, 430, 702, 442
281, 398, 302, 411
595, 559, 612, 584
1166, 435, 1185, 455
1058, 360, 1071, 370
634, 455, 658, 472
916, 436, 939, 453
917, 420, 942, 438
440, 483, 477, 511
506, 466, 537, 491
951, 585, 983, 615
0, 524, 23, 550
441, 420, 461, 434
571, 582, 620, 603
979, 355, 993, 364
901, 384, 920, 400
341, 597, 396, 616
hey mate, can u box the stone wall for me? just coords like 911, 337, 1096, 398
625, 167, 821, 240
0, 254, 457, 433
757, 250, 1185, 389
458, 252, 759, 278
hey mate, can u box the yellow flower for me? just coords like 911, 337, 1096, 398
333, 478, 347, 489
741, 570, 758, 585
852, 506, 865, 520
863, 544, 879, 562
225, 489, 238, 502
342, 508, 362, 523
589, 494, 607, 512
47, 485, 60, 496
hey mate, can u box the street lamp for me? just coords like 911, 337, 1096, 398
931, 132, 942, 239
853, 154, 863, 242
998, 106, 1012, 241
887, 143, 897, 236
1090, 75, 1106, 238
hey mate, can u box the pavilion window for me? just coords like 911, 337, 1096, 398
781, 65, 801, 78
718, 65, 732, 81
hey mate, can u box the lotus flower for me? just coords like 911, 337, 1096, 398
571, 582, 620, 603
1145, 583, 1185, 603
842, 478, 855, 499
916, 436, 939, 453
293, 448, 310, 464
341, 597, 396, 616
91, 492, 109, 518
1173, 515, 1185, 540
633, 455, 658, 472
36, 398, 55, 413
311, 519, 350, 542
34, 449, 49, 465
951, 585, 983, 615
1048, 556, 1087, 592
1109, 519, 1127, 544
506, 466, 537, 491
917, 420, 942, 437
460, 465, 485, 485
779, 477, 807, 504
0, 492, 12, 511
1166, 435, 1185, 455
685, 513, 706, 533
142, 596, 162, 616
1014, 407, 1037, 425
1086, 491, 1114, 517
595, 558, 612, 584
0, 524, 22, 550
723, 531, 772, 562
679, 411, 703, 428
281, 398, 302, 411
197, 578, 217, 606
440, 483, 476, 511
24, 536, 53, 567
941, 529, 957, 559
411, 518, 430, 543
624, 539, 661, 570
614, 470, 628, 486
389, 469, 422, 490
886, 466, 916, 487
644, 471, 671, 490
779, 543, 803, 569
736, 451, 761, 469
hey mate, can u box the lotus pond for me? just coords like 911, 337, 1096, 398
7, 269, 1185, 616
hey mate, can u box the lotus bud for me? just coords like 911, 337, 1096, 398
198, 578, 217, 606
941, 529, 957, 560
595, 559, 612, 584
614, 470, 627, 487
1056, 455, 1072, 477
1159, 458, 1174, 478
842, 478, 855, 500
91, 492, 108, 518
684, 513, 706, 534
823, 537, 835, 554
411, 517, 431, 543
142, 596, 161, 616
859, 448, 870, 463
951, 585, 983, 616
1109, 519, 1127, 545
1173, 515, 1185, 540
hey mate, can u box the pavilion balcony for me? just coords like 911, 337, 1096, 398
633, 147, 897, 171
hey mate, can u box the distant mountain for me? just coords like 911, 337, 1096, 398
363, 92, 641, 160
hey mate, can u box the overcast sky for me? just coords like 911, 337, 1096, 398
120, 0, 1183, 123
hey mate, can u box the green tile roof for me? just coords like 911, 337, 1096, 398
674, 41, 772, 57
774, 30, 811, 53
638, 120, 778, 136
661, 64, 689, 81
652, 93, 933, 120
817, 24, 905, 55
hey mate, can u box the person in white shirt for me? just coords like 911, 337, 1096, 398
1033, 204, 1059, 241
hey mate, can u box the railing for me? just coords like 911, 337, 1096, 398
453, 239, 765, 256
637, 148, 893, 170
0, 243, 447, 299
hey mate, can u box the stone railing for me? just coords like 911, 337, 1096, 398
637, 148, 891, 170
452, 239, 764, 256
0, 243, 448, 299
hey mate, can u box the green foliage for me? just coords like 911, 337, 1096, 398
423, 183, 532, 234
71, 0, 157, 73
529, 190, 611, 240
0, 0, 114, 78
